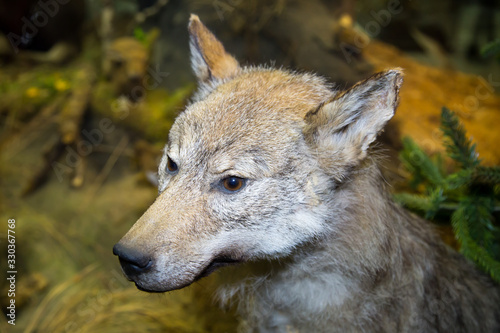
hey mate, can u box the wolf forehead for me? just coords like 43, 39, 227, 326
167, 68, 333, 158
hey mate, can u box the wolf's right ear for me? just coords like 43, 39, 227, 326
188, 14, 240, 84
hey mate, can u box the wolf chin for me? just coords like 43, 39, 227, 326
113, 14, 500, 332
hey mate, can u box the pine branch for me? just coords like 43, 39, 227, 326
473, 166, 500, 185
394, 193, 432, 212
396, 106, 500, 282
394, 190, 445, 219
481, 39, 500, 59
452, 199, 500, 283
400, 137, 444, 187
438, 203, 500, 214
466, 196, 495, 246
426, 188, 447, 219
445, 169, 473, 190
440, 107, 480, 169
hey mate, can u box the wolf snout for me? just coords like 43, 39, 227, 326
113, 243, 153, 278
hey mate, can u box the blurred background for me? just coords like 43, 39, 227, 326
0, 0, 499, 331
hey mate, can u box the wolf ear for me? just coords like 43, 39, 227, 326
188, 14, 240, 84
304, 69, 403, 177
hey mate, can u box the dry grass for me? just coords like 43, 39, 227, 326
24, 265, 205, 333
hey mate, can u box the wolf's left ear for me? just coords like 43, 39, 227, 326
304, 69, 403, 175
188, 14, 240, 84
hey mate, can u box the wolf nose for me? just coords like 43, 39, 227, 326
113, 243, 152, 276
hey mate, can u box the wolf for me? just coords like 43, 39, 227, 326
113, 14, 500, 332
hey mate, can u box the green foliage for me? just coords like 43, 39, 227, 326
474, 166, 500, 184
395, 107, 500, 282
440, 107, 480, 169
481, 39, 500, 61
133, 27, 147, 43
399, 137, 444, 188
134, 27, 160, 50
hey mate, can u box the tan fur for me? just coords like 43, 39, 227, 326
114, 15, 500, 332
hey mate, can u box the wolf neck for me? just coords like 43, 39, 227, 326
323, 160, 405, 279
218, 160, 414, 316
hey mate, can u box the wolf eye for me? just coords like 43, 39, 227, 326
166, 156, 178, 174
222, 176, 246, 192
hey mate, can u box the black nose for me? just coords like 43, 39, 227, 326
113, 243, 153, 277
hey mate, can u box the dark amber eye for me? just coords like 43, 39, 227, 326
166, 156, 178, 174
222, 176, 245, 192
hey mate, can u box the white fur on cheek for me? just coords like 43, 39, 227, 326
211, 205, 329, 258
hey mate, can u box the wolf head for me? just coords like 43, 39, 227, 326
113, 14, 403, 292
